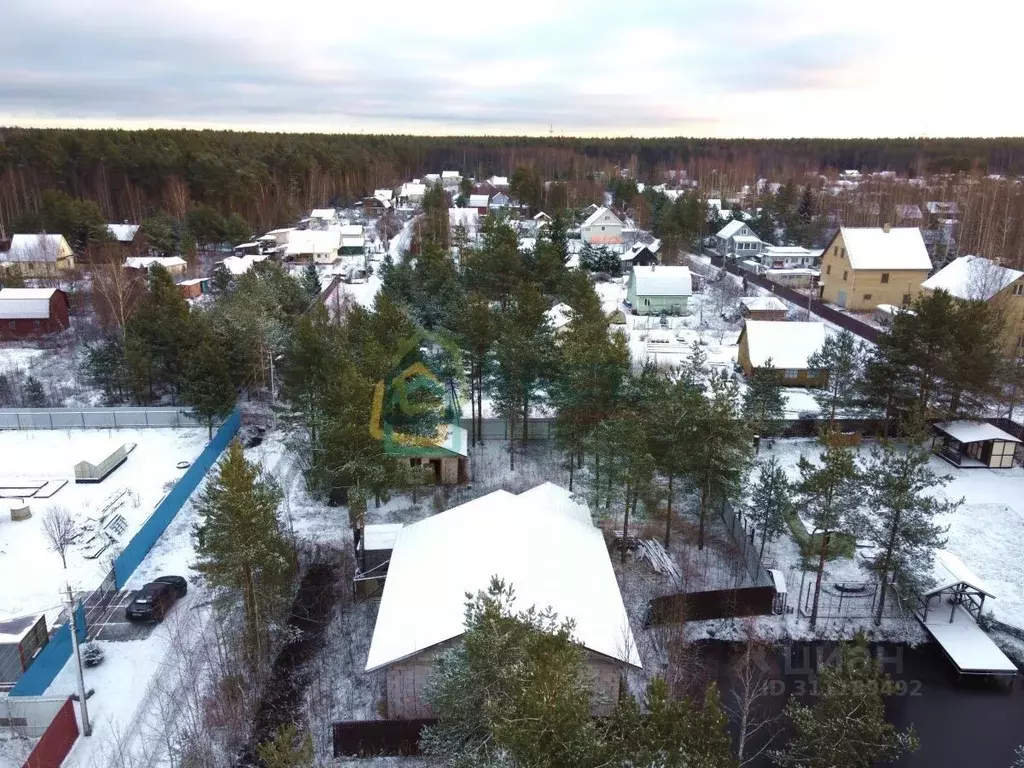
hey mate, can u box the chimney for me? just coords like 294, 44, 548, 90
882, 223, 891, 233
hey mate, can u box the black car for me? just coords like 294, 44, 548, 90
125, 576, 187, 621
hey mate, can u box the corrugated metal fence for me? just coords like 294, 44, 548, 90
21, 698, 78, 767
0, 407, 203, 430
459, 417, 555, 441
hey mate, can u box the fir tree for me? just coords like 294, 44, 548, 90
772, 634, 918, 768
212, 263, 233, 293
182, 328, 236, 438
807, 329, 866, 427
256, 724, 314, 768
795, 439, 860, 630
194, 440, 292, 665
23, 375, 46, 408
854, 441, 958, 624
742, 358, 786, 451
301, 262, 321, 301
749, 456, 794, 561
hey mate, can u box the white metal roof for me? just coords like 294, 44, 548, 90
107, 223, 140, 242
374, 189, 394, 201
740, 296, 788, 312
285, 230, 341, 256
124, 256, 187, 270
921, 255, 1023, 301
742, 320, 826, 369
762, 245, 812, 257
934, 420, 1020, 444
339, 224, 363, 237
365, 483, 640, 671
341, 236, 365, 249
839, 227, 932, 271
716, 219, 750, 238
0, 288, 58, 319
733, 234, 761, 243
400, 182, 427, 197
468, 194, 490, 208
487, 175, 509, 186
582, 206, 622, 228
364, 523, 404, 552
441, 171, 460, 179
6, 234, 69, 263
310, 208, 336, 219
217, 254, 267, 275
631, 265, 692, 297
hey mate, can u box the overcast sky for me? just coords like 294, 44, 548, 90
1, 0, 1019, 138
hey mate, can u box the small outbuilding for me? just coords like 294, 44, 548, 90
0, 288, 71, 340
619, 239, 660, 271
626, 265, 692, 316
739, 296, 788, 321
399, 425, 470, 485
0, 614, 49, 688
737, 320, 827, 387
931, 421, 1020, 469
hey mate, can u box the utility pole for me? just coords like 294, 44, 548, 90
65, 585, 91, 736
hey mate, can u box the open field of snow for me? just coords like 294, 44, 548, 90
0, 428, 207, 627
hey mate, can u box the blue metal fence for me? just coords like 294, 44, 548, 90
11, 605, 86, 697
113, 409, 241, 587
9, 410, 241, 697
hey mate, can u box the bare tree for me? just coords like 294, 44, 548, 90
42, 505, 76, 569
726, 621, 783, 766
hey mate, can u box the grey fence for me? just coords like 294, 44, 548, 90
0, 407, 203, 430
460, 417, 555, 441
720, 498, 775, 588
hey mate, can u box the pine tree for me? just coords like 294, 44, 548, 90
795, 439, 860, 630
23, 376, 46, 408
256, 724, 314, 768
194, 440, 292, 665
854, 441, 959, 624
773, 634, 918, 768
280, 304, 342, 450
742, 357, 786, 450
301, 262, 321, 301
749, 456, 794, 561
182, 328, 236, 438
808, 329, 866, 428
421, 578, 602, 768
212, 263, 233, 293
688, 371, 753, 550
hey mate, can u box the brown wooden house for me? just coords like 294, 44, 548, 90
737, 320, 827, 387
0, 288, 70, 339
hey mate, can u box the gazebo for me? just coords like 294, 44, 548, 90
931, 421, 1019, 469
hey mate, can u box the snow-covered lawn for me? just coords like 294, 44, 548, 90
0, 428, 208, 627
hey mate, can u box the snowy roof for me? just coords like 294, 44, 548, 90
582, 206, 623, 228
285, 230, 341, 256
364, 523, 404, 552
374, 189, 394, 201
934, 421, 1021, 444
733, 234, 761, 243
339, 224, 363, 237
217, 254, 268, 275
0, 288, 59, 319
400, 182, 427, 197
631, 266, 692, 298
0, 613, 44, 644
487, 175, 509, 187
762, 245, 812, 257
441, 171, 461, 180
839, 227, 932, 271
468, 194, 490, 208
124, 256, 187, 270
233, 242, 260, 250
921, 255, 1023, 301
533, 211, 552, 221
177, 278, 208, 286
5, 234, 70, 263
449, 208, 480, 228
341, 236, 365, 249
621, 239, 661, 261
106, 223, 140, 242
310, 208, 336, 220
716, 219, 749, 238
365, 483, 640, 671
928, 550, 995, 597
740, 296, 788, 312
546, 302, 573, 331
741, 321, 826, 369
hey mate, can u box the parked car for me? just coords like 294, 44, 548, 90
125, 576, 187, 622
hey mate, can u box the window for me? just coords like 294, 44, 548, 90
601, 226, 605, 231
881, 272, 890, 284
1014, 284, 1024, 295
841, 247, 846, 258
842, 270, 848, 281
784, 369, 798, 379
901, 293, 912, 305
863, 294, 872, 301
833, 245, 838, 256
826, 264, 832, 275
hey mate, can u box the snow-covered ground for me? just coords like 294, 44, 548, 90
0, 342, 102, 408
0, 428, 207, 627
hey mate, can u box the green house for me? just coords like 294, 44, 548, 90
626, 265, 692, 315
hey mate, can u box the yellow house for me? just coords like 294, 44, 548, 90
818, 226, 932, 312
921, 254, 1024, 356
737, 320, 828, 388
2, 234, 75, 277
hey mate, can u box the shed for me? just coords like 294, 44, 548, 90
0, 288, 71, 340
107, 223, 141, 244
626, 265, 692, 316
366, 482, 640, 719
739, 296, 788, 321
74, 443, 131, 483
397, 425, 470, 485
931, 421, 1019, 469
177, 277, 211, 299
0, 614, 49, 688
737, 320, 827, 386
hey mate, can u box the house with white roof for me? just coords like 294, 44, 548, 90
818, 226, 932, 311
107, 223, 141, 245
738, 320, 827, 387
440, 171, 461, 189
761, 245, 818, 270
0, 287, 70, 339
216, 254, 268, 276
486, 175, 509, 188
580, 206, 624, 246
626, 265, 692, 316
739, 295, 789, 321
716, 220, 764, 259
123, 256, 187, 276
309, 208, 337, 226
468, 194, 490, 214
619, 239, 660, 270
285, 230, 342, 263
1, 234, 75, 277
922, 254, 1024, 354
399, 181, 427, 206
365, 482, 640, 718
488, 192, 510, 211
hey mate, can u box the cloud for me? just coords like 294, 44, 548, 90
0, 0, 1020, 136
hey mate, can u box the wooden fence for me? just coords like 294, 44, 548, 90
646, 585, 777, 625
333, 718, 436, 757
